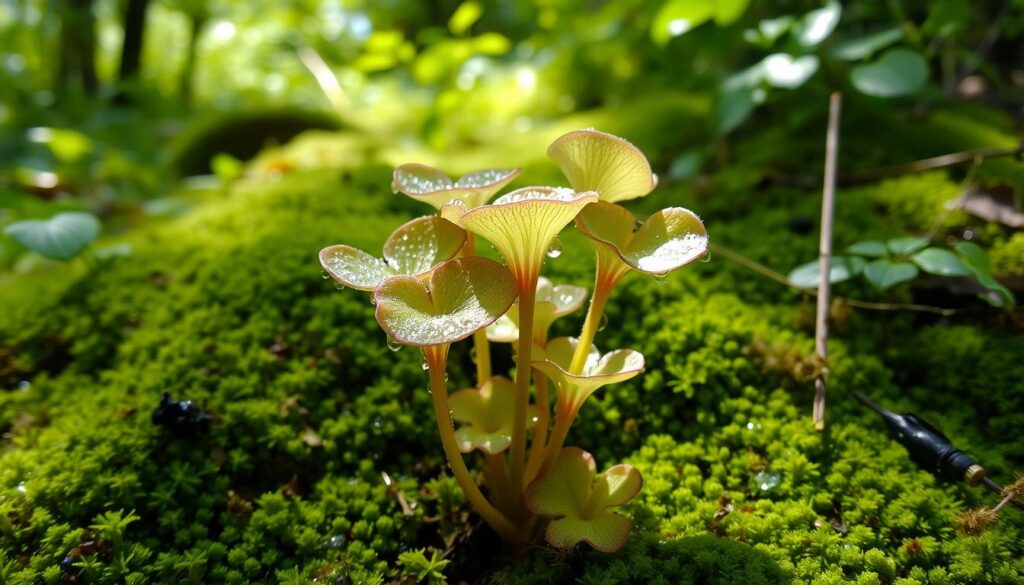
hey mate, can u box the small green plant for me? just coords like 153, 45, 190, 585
319, 129, 708, 552
3, 210, 101, 261
788, 236, 1015, 308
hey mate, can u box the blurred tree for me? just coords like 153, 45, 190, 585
57, 0, 99, 96
118, 0, 151, 84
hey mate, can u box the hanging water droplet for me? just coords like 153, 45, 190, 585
324, 534, 347, 549
373, 416, 382, 429
334, 282, 346, 290
321, 271, 330, 280
546, 237, 563, 259
469, 346, 477, 363
444, 373, 449, 383
387, 337, 402, 352
702, 252, 712, 263
598, 313, 609, 332
652, 274, 666, 284
391, 181, 400, 194
420, 356, 430, 370
754, 470, 780, 491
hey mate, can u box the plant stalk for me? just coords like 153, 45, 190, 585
525, 372, 550, 479
509, 269, 538, 511
813, 92, 841, 432
569, 277, 613, 374
424, 345, 523, 543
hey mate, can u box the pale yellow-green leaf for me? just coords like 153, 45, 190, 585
548, 129, 657, 203
393, 163, 520, 210
450, 376, 535, 454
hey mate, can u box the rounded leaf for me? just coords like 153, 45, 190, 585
4, 211, 100, 261
450, 376, 534, 454
846, 240, 888, 257
392, 164, 521, 210
576, 202, 708, 277
548, 130, 657, 203
320, 216, 466, 291
863, 259, 919, 290
788, 256, 865, 289
486, 277, 588, 343
526, 447, 640, 553
372, 257, 517, 347
851, 48, 928, 98
911, 248, 971, 277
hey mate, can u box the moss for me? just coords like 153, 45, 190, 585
2, 114, 1023, 584
990, 231, 1024, 276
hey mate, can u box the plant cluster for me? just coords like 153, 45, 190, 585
319, 129, 709, 551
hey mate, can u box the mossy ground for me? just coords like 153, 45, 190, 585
1, 101, 1023, 584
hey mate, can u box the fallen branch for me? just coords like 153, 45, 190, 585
813, 93, 841, 432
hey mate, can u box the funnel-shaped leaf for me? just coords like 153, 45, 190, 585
449, 376, 536, 454
526, 447, 642, 552
576, 202, 709, 277
320, 216, 467, 291
487, 277, 588, 343
372, 256, 517, 347
548, 129, 657, 203
451, 187, 598, 280
392, 164, 521, 210
532, 337, 644, 412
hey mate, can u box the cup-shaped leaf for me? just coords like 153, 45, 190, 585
449, 376, 537, 454
4, 211, 100, 261
372, 256, 517, 347
525, 447, 642, 552
320, 216, 467, 291
576, 201, 708, 277
487, 277, 588, 343
453, 187, 598, 280
392, 164, 521, 210
532, 337, 644, 412
548, 129, 657, 203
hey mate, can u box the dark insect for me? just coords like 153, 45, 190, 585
151, 392, 212, 434
60, 541, 98, 582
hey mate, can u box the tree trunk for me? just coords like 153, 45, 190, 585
57, 0, 99, 96
179, 13, 207, 107
118, 0, 150, 82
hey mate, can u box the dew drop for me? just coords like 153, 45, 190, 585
16, 380, 31, 391
469, 346, 477, 363
321, 270, 330, 280
420, 356, 430, 370
653, 274, 666, 284
546, 237, 564, 259
334, 282, 346, 291
391, 181, 400, 194
387, 337, 402, 352
324, 534, 347, 549
754, 470, 780, 491
373, 416, 382, 429
702, 252, 712, 263
597, 313, 609, 332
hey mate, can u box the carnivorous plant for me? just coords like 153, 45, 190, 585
320, 129, 709, 551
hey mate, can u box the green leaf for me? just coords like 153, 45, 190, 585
793, 1, 841, 48
863, 259, 918, 290
787, 256, 866, 289
715, 86, 759, 136
651, 0, 714, 45
448, 1, 483, 36
27, 127, 94, 163
851, 48, 929, 98
532, 337, 645, 413
847, 240, 889, 257
392, 164, 521, 210
911, 248, 971, 277
372, 256, 518, 347
450, 376, 535, 454
525, 447, 642, 553
760, 53, 819, 89
831, 28, 903, 61
955, 242, 1015, 308
714, 0, 750, 25
575, 202, 708, 277
319, 215, 467, 291
887, 236, 928, 256
4, 211, 100, 261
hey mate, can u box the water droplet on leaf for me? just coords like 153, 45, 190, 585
546, 237, 563, 259
754, 470, 780, 491
387, 337, 402, 352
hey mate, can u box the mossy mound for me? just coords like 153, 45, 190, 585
2, 113, 1023, 584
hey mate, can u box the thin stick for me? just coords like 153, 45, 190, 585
814, 93, 842, 432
